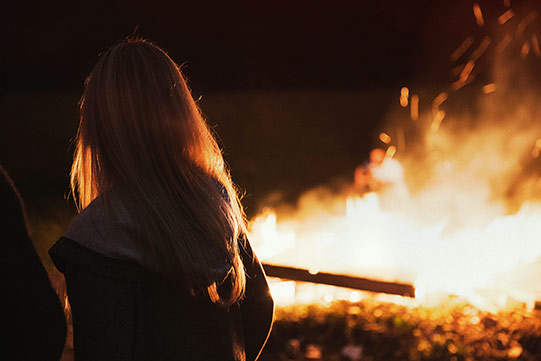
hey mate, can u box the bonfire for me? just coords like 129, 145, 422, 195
251, 2, 541, 360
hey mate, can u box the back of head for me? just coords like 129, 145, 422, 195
72, 38, 247, 306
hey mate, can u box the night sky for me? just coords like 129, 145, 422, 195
2, 0, 511, 94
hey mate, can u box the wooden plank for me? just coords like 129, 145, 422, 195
262, 263, 415, 298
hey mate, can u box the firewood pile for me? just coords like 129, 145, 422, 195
258, 298, 541, 361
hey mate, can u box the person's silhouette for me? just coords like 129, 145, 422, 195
1, 165, 66, 360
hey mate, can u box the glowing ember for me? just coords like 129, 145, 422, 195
430, 110, 446, 132
521, 42, 531, 59
532, 34, 541, 57
460, 60, 476, 81
473, 3, 485, 27
385, 145, 397, 159
431, 92, 448, 117
400, 87, 409, 107
481, 83, 496, 94
450, 37, 474, 62
498, 9, 515, 25
470, 36, 491, 61
452, 59, 477, 90
516, 12, 538, 37
410, 94, 419, 121
378, 132, 392, 145
497, 34, 513, 53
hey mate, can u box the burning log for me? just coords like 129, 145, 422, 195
262, 263, 415, 298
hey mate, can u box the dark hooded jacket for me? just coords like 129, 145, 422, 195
1, 165, 66, 361
49, 192, 274, 361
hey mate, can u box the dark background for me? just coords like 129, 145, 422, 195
2, 0, 457, 93
1, 0, 540, 257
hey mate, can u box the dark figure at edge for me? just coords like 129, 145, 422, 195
1, 165, 66, 360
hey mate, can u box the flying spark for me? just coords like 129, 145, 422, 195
473, 3, 485, 27
531, 34, 541, 57
410, 94, 419, 121
498, 9, 515, 25
450, 37, 474, 62
482, 84, 496, 94
459, 60, 475, 82
516, 12, 538, 37
385, 145, 397, 158
431, 110, 446, 132
521, 42, 531, 59
432, 92, 448, 117
497, 34, 513, 52
400, 87, 409, 107
470, 37, 491, 61
379, 132, 392, 145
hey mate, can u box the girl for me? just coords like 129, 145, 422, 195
49, 38, 273, 361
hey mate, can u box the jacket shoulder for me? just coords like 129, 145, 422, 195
49, 237, 159, 283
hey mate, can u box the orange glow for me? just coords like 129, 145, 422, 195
249, 2, 541, 312
459, 60, 475, 82
397, 128, 406, 151
249, 114, 541, 310
431, 92, 448, 117
497, 34, 513, 53
470, 36, 491, 61
400, 87, 409, 107
516, 12, 538, 37
521, 42, 531, 59
379, 132, 392, 144
385, 145, 397, 159
473, 3, 484, 27
482, 83, 496, 94
531, 34, 541, 57
451, 64, 465, 77
450, 37, 474, 62
410, 94, 419, 121
531, 139, 541, 158
452, 61, 475, 90
504, 0, 511, 7
430, 110, 446, 132
498, 9, 515, 25
508, 346, 523, 359
452, 79, 466, 91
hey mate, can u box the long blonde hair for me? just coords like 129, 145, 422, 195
71, 37, 247, 306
